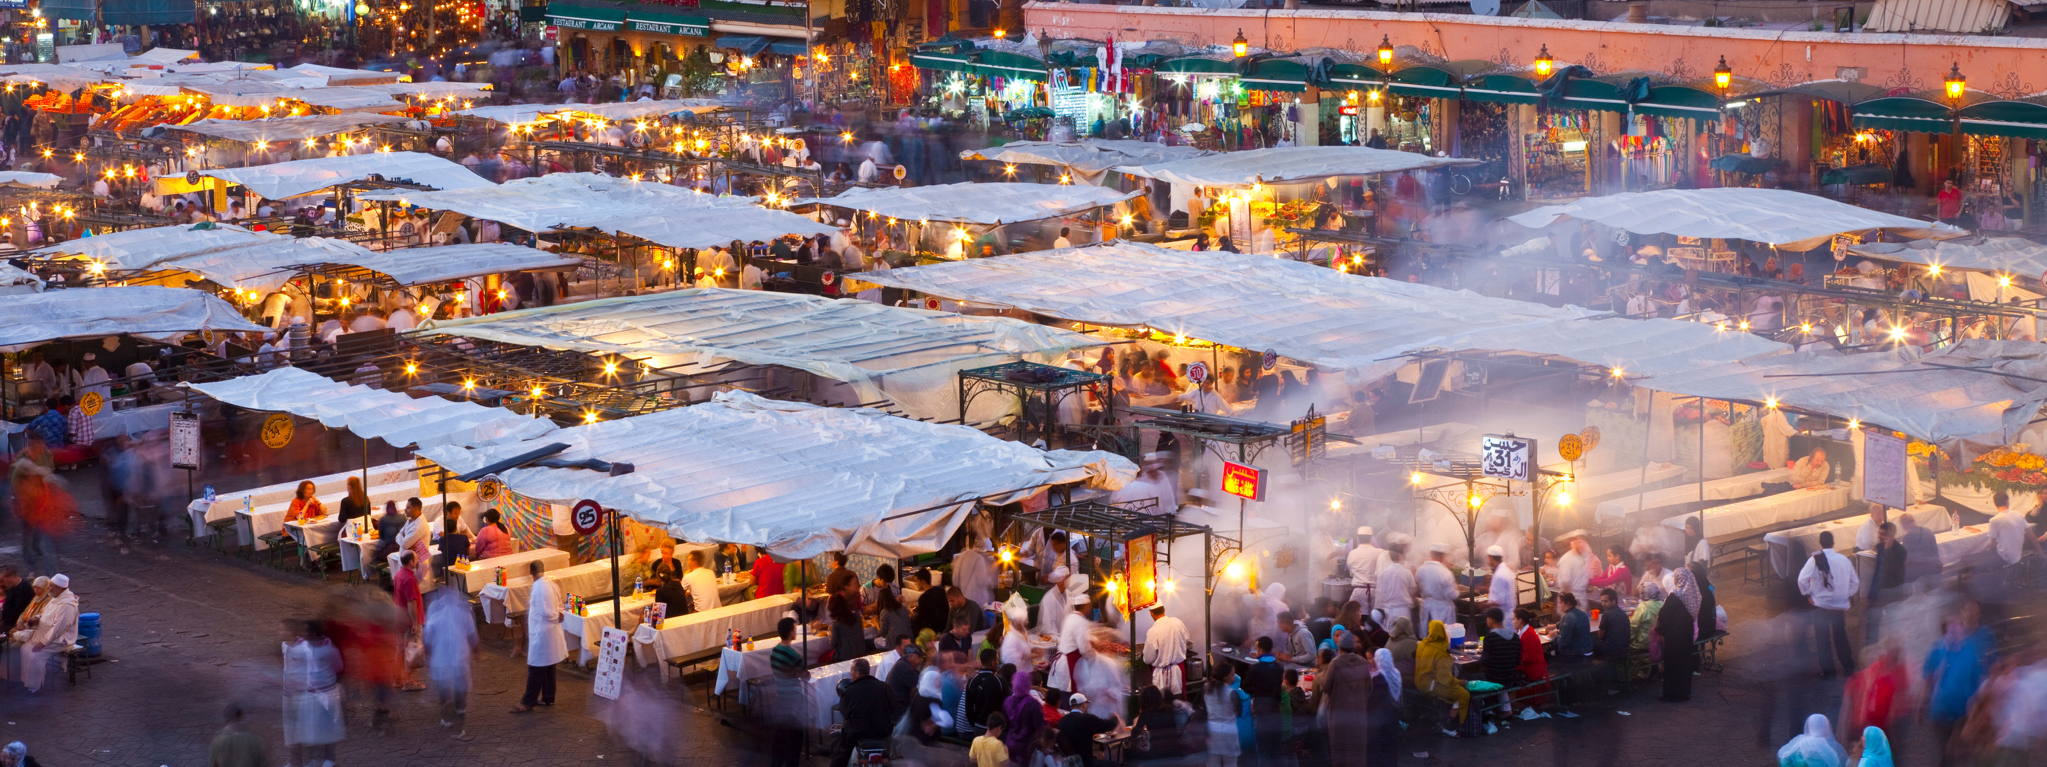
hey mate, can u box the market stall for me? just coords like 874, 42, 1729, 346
797, 181, 1141, 258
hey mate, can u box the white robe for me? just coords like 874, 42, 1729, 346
526, 576, 570, 667
1075, 648, 1128, 720
1556, 549, 1593, 605
1047, 612, 1094, 690
1142, 615, 1190, 693
1416, 560, 1458, 627
1489, 562, 1518, 613
1990, 510, 2030, 565
953, 549, 995, 606
1373, 560, 1417, 623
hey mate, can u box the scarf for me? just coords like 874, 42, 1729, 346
1414, 620, 1451, 688
1374, 647, 1401, 701
1856, 725, 1893, 767
1000, 669, 1042, 757
1776, 713, 1847, 767
1670, 565, 1702, 619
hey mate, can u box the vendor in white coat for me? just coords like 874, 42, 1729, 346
1484, 545, 1518, 614
1416, 543, 1459, 628
1345, 526, 1387, 609
514, 560, 568, 712
1047, 602, 1094, 695
1373, 539, 1417, 628
1141, 604, 1189, 694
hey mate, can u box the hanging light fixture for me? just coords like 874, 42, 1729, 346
1945, 62, 1966, 101
1232, 30, 1249, 58
1376, 35, 1393, 67
1713, 55, 1733, 93
1533, 44, 1553, 78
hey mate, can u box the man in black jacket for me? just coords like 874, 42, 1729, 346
653, 573, 692, 618
1240, 636, 1284, 763
1479, 608, 1523, 685
1865, 521, 1908, 641
1594, 589, 1632, 694
912, 571, 950, 636
886, 643, 926, 719
0, 566, 31, 634
835, 658, 895, 767
960, 648, 1007, 735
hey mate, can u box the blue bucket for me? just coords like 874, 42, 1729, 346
78, 612, 101, 657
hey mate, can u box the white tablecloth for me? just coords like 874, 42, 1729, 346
714, 633, 835, 700
286, 517, 345, 547
92, 401, 180, 440
804, 651, 895, 730
480, 560, 625, 624
1765, 504, 1952, 578
1576, 462, 1687, 503
234, 478, 426, 550
1660, 482, 1851, 540
562, 592, 655, 664
454, 548, 573, 594
1858, 524, 1996, 572
187, 461, 416, 540
631, 593, 797, 675
1598, 468, 1795, 522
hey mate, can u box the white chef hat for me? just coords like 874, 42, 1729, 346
1356, 526, 1373, 537
1430, 543, 1449, 555
1486, 545, 1505, 558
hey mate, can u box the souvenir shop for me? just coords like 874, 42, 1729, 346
1149, 74, 1296, 151
1523, 108, 1601, 200
1613, 113, 1703, 193
1381, 92, 1436, 153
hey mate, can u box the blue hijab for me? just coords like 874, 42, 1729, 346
1856, 726, 1893, 767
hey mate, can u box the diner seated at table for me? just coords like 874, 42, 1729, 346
433, 517, 469, 579
283, 481, 323, 523
1790, 447, 1831, 489
876, 588, 914, 648
653, 573, 690, 619
1630, 583, 1666, 656
648, 544, 687, 583
680, 551, 721, 613
912, 571, 951, 636
1479, 608, 1522, 686
470, 509, 513, 560
337, 477, 371, 525
1414, 620, 1469, 725
1587, 546, 1636, 597
864, 564, 901, 612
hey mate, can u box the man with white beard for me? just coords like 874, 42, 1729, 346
1416, 543, 1459, 628
1374, 539, 1417, 628
1556, 537, 1599, 607
1345, 526, 1386, 609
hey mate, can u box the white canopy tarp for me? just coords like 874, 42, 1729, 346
284, 63, 400, 84
456, 98, 723, 125
134, 48, 202, 65
174, 113, 408, 142
0, 286, 269, 351
201, 151, 493, 199
32, 223, 281, 271
0, 172, 62, 189
183, 366, 560, 450
146, 239, 584, 292
1640, 340, 2047, 461
1115, 146, 1478, 188
415, 390, 1134, 559
416, 287, 1108, 420
961, 139, 1214, 185
797, 182, 1140, 225
1846, 236, 2047, 278
357, 172, 737, 233
286, 88, 411, 111
604, 207, 840, 249
1509, 188, 1950, 249
856, 242, 1789, 383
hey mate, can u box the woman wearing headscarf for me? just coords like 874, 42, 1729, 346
1630, 582, 1666, 656
1671, 565, 1704, 641
896, 668, 961, 767
1384, 617, 1418, 683
1854, 725, 1893, 767
1658, 567, 1700, 702
1689, 560, 1719, 638
1776, 713, 1848, 767
1314, 636, 1372, 767
1412, 620, 1470, 727
1373, 648, 1403, 703
1000, 669, 1044, 765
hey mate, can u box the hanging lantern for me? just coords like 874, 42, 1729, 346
1232, 30, 1249, 58
1533, 44, 1552, 78
1376, 36, 1393, 67
1944, 62, 1966, 101
1713, 55, 1732, 93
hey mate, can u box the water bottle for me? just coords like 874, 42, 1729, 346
204, 485, 216, 502
723, 559, 733, 581
634, 576, 644, 596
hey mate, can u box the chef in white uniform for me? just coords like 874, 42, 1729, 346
1485, 545, 1518, 614
1416, 543, 1459, 628
516, 561, 569, 711
1345, 526, 1387, 609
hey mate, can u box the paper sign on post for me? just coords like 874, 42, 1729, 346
593, 626, 631, 701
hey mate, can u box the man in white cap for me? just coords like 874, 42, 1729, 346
1140, 604, 1188, 694
1373, 536, 1417, 628
1484, 546, 1518, 614
1344, 526, 1386, 609
1417, 543, 1459, 628
75, 354, 110, 403
22, 573, 78, 693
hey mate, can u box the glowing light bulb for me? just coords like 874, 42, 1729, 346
1557, 492, 1571, 507
1410, 473, 1423, 485
463, 378, 475, 390
1224, 561, 1246, 580
584, 411, 599, 424
404, 361, 418, 375
1765, 397, 1779, 409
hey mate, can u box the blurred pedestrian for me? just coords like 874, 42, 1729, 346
1854, 725, 1894, 767
0, 742, 42, 767
208, 703, 266, 767
422, 588, 477, 740
1839, 641, 1907, 746
1923, 607, 1996, 763
1658, 569, 1699, 702
1777, 713, 1847, 767
1798, 531, 1859, 678
282, 619, 344, 767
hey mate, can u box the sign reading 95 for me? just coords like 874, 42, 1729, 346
1480, 434, 1534, 481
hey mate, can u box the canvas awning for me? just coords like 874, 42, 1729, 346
1239, 58, 1309, 93
796, 182, 1140, 225
548, 1, 626, 30
1846, 237, 2047, 277
958, 139, 1213, 185
1509, 188, 1948, 249
1635, 85, 1724, 120
173, 114, 409, 143
626, 8, 711, 36
601, 208, 840, 249
1463, 73, 1540, 105
0, 286, 269, 352
454, 99, 722, 125
852, 242, 1787, 383
1640, 340, 2047, 461
138, 239, 584, 292
416, 287, 1108, 420
1323, 63, 1384, 90
1116, 146, 1477, 188
414, 390, 1134, 560
911, 50, 973, 73
357, 173, 828, 245
0, 172, 63, 189
200, 152, 494, 200
183, 367, 560, 450
32, 223, 281, 271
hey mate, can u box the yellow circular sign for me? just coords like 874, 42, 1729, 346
479, 477, 502, 502
1580, 425, 1602, 452
261, 413, 295, 449
78, 391, 103, 416
1557, 433, 1585, 462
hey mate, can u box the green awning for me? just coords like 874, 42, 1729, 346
972, 50, 1048, 82
1853, 96, 1955, 135
1559, 78, 1628, 113
548, 2, 625, 31
911, 51, 972, 74
1384, 66, 1461, 98
1959, 100, 2047, 140
1820, 163, 1893, 186
1709, 154, 1776, 174
1323, 63, 1383, 90
1463, 74, 1539, 105
1635, 85, 1722, 120
1240, 59, 1307, 93
519, 4, 549, 22
626, 8, 709, 37
1158, 58, 1239, 75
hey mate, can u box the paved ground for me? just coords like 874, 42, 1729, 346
2, 459, 2041, 766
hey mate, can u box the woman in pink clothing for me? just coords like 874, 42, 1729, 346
470, 509, 515, 561
1588, 545, 1636, 597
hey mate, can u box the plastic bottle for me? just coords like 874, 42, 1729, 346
635, 576, 644, 596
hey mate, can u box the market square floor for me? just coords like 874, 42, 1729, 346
3, 461, 2041, 766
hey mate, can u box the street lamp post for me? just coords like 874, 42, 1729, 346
1533, 44, 1553, 78
1232, 29, 1249, 58
1945, 62, 1967, 136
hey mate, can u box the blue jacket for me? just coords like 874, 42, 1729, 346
1922, 627, 1995, 722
